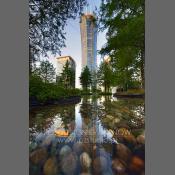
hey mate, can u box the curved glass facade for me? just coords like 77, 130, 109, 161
80, 14, 97, 72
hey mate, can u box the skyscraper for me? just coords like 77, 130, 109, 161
80, 13, 97, 72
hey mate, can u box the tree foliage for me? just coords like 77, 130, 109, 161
97, 60, 114, 93
29, 0, 87, 71
79, 66, 92, 91
33, 60, 56, 83
99, 0, 145, 88
29, 74, 81, 102
58, 61, 75, 89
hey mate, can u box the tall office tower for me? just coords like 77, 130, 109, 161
80, 13, 97, 72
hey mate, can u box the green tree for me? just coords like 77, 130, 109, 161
34, 60, 55, 83
29, 0, 87, 73
99, 0, 145, 88
97, 60, 114, 93
59, 61, 75, 89
79, 66, 92, 91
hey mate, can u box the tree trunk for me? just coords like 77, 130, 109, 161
29, 46, 32, 75
140, 49, 145, 89
104, 84, 107, 93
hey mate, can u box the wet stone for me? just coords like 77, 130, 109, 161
41, 135, 54, 148
112, 158, 126, 174
80, 173, 91, 175
35, 133, 46, 145
29, 142, 38, 152
36, 113, 44, 117
43, 157, 58, 175
73, 142, 84, 156
136, 135, 145, 145
114, 118, 120, 124
93, 156, 108, 174
30, 147, 48, 165
59, 145, 72, 159
116, 128, 136, 148
80, 152, 92, 171
133, 145, 145, 161
61, 152, 77, 175
115, 143, 132, 164
129, 156, 144, 174
29, 164, 41, 175
106, 115, 114, 120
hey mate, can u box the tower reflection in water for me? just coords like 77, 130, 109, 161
29, 96, 145, 175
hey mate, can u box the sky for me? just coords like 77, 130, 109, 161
46, 0, 107, 88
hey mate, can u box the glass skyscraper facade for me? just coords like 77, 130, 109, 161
80, 13, 97, 72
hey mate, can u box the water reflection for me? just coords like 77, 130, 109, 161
29, 96, 145, 175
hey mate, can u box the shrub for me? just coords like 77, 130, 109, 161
29, 75, 81, 102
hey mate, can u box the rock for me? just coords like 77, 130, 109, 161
136, 135, 145, 145
112, 158, 126, 174
61, 152, 77, 175
29, 164, 40, 175
36, 113, 43, 117
124, 133, 137, 147
29, 142, 38, 152
43, 157, 58, 175
68, 121, 75, 132
73, 142, 84, 155
114, 118, 120, 123
106, 115, 114, 120
80, 152, 92, 171
108, 129, 114, 136
30, 148, 48, 165
133, 143, 145, 161
102, 172, 113, 175
116, 143, 132, 163
80, 173, 91, 175
93, 156, 108, 174
35, 133, 45, 144
59, 145, 72, 159
97, 148, 110, 160
41, 135, 54, 147
116, 128, 136, 147
116, 128, 131, 139
129, 156, 144, 173
82, 143, 92, 155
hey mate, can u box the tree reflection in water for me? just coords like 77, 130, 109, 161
29, 96, 145, 175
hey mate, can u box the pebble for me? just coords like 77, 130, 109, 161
36, 113, 43, 117
129, 156, 144, 173
93, 156, 108, 174
41, 135, 54, 147
114, 118, 120, 123
68, 121, 75, 132
29, 142, 38, 152
116, 143, 132, 163
82, 143, 92, 154
30, 148, 48, 165
136, 135, 145, 145
29, 164, 40, 175
43, 157, 58, 175
106, 115, 114, 120
59, 145, 72, 159
80, 152, 92, 171
35, 133, 45, 144
116, 128, 136, 147
61, 152, 77, 175
73, 142, 84, 155
112, 158, 126, 174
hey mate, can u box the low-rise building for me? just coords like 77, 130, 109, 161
56, 56, 76, 88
